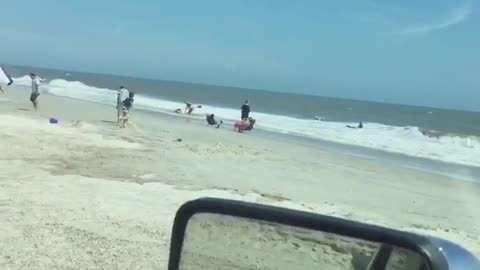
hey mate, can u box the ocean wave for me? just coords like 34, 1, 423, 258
12, 76, 480, 167
12, 75, 32, 86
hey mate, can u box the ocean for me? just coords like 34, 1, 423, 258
5, 65, 480, 177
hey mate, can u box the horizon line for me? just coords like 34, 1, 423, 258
4, 62, 479, 114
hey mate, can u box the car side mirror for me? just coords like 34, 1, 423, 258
166, 198, 474, 270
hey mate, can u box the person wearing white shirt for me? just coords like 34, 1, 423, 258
29, 73, 43, 111
116, 86, 129, 123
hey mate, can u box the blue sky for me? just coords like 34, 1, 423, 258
0, 0, 478, 110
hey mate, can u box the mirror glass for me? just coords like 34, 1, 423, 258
177, 213, 428, 270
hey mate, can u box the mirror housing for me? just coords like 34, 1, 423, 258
167, 198, 479, 270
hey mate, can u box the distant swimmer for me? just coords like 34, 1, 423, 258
117, 86, 129, 123
206, 114, 223, 128
420, 129, 440, 139
347, 121, 363, 129
241, 100, 250, 120
421, 129, 433, 138
29, 73, 44, 112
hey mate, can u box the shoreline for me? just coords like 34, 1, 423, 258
33, 87, 479, 183
159, 110, 480, 183
10, 74, 480, 168
256, 129, 480, 183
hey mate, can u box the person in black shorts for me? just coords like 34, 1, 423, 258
30, 92, 40, 103
241, 100, 250, 120
29, 73, 42, 111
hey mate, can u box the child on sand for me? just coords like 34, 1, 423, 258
119, 92, 134, 128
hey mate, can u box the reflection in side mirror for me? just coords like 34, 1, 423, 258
168, 198, 452, 270
180, 213, 426, 270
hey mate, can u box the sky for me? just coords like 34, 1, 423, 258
0, 0, 479, 111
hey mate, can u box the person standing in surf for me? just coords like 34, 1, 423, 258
241, 100, 250, 120
29, 73, 43, 111
116, 86, 129, 123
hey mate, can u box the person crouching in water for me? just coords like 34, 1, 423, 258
120, 92, 134, 128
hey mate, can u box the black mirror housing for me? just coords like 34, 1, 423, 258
167, 198, 479, 270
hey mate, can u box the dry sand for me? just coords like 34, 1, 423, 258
0, 86, 479, 269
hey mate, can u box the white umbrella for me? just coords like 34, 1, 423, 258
0, 66, 13, 86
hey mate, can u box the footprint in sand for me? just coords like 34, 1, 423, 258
0, 199, 11, 213
71, 121, 83, 128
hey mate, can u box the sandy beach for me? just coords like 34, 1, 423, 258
1, 86, 479, 269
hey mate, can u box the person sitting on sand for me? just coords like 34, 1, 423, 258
243, 117, 256, 131
234, 118, 248, 132
206, 114, 223, 128
234, 117, 255, 133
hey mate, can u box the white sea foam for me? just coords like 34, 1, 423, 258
12, 75, 32, 86
13, 77, 480, 167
